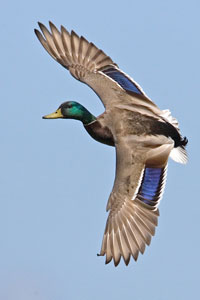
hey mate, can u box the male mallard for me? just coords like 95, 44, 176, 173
35, 22, 188, 266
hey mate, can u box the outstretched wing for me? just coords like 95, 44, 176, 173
35, 22, 156, 109
99, 136, 173, 266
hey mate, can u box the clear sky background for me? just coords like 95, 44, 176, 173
1, 0, 199, 299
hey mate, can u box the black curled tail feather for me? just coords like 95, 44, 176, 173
181, 136, 188, 147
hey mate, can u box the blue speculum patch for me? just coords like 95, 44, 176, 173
138, 167, 163, 206
102, 67, 143, 95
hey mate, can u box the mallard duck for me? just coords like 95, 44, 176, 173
35, 22, 188, 266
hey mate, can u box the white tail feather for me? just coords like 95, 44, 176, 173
170, 146, 188, 164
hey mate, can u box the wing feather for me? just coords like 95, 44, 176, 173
49, 21, 65, 57
38, 23, 59, 58
61, 26, 73, 60
98, 137, 173, 266
35, 22, 159, 109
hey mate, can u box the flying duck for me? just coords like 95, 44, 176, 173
35, 22, 188, 266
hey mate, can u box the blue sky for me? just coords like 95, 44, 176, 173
1, 0, 199, 299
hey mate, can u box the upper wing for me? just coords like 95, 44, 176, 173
99, 136, 173, 266
35, 22, 157, 109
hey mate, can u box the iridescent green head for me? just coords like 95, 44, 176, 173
43, 101, 96, 125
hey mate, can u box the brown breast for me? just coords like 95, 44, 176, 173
84, 120, 114, 146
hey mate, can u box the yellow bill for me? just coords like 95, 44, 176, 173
42, 108, 63, 119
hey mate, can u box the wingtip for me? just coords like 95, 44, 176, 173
71, 30, 79, 38
38, 22, 48, 33
60, 24, 70, 35
133, 252, 139, 262
38, 21, 43, 28
48, 20, 53, 29
49, 20, 57, 31
34, 28, 42, 40
114, 258, 121, 267
105, 255, 112, 265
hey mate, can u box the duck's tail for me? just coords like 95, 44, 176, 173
170, 139, 188, 164
161, 109, 188, 164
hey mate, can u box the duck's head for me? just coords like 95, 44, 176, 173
43, 101, 96, 125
